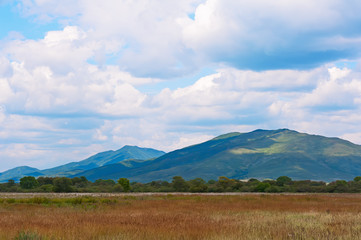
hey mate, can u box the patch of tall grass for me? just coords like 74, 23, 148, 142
0, 196, 118, 206
0, 194, 361, 239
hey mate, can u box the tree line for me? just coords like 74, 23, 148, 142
1, 175, 361, 193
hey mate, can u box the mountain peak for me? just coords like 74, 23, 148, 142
2, 166, 39, 173
0, 166, 42, 182
106, 129, 361, 182
2, 129, 361, 183
120, 145, 142, 150
212, 132, 242, 140
250, 128, 296, 133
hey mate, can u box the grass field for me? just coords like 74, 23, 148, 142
1, 193, 361, 239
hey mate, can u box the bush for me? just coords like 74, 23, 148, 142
20, 176, 38, 189
189, 178, 208, 192
172, 176, 189, 192
53, 177, 73, 192
15, 231, 42, 240
255, 182, 271, 192
117, 178, 130, 192
37, 184, 53, 192
276, 176, 292, 186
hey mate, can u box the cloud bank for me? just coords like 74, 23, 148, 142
1, 1, 361, 170
11, 0, 361, 76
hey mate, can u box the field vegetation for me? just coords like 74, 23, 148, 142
2, 175, 361, 193
1, 193, 361, 239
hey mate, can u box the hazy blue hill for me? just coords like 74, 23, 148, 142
40, 145, 165, 176
3, 129, 361, 183
0, 166, 43, 182
0, 146, 165, 182
71, 158, 156, 181
75, 129, 361, 182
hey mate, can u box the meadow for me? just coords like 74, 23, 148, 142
1, 193, 361, 239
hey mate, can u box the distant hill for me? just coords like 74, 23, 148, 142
0, 146, 165, 182
41, 145, 165, 176
0, 166, 43, 182
3, 129, 361, 183
74, 129, 361, 182
71, 158, 156, 180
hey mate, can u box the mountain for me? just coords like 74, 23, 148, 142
41, 145, 165, 176
3, 129, 361, 183
71, 158, 157, 180
0, 166, 43, 182
74, 129, 361, 182
0, 146, 165, 182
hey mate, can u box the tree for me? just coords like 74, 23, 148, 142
20, 176, 38, 189
189, 178, 208, 192
276, 176, 292, 186
354, 176, 361, 182
208, 179, 216, 184
218, 176, 237, 191
80, 176, 88, 183
326, 180, 348, 193
53, 177, 73, 192
7, 179, 15, 187
172, 176, 189, 192
255, 182, 271, 192
118, 178, 130, 192
37, 177, 54, 186
95, 179, 116, 186
71, 176, 89, 188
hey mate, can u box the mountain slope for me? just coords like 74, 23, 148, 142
0, 166, 43, 182
71, 159, 156, 180
0, 146, 165, 182
75, 129, 361, 182
41, 145, 165, 176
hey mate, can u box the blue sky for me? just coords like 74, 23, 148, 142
1, 0, 361, 171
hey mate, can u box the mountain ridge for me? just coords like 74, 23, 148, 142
73, 129, 361, 182
0, 146, 165, 182
2, 129, 361, 182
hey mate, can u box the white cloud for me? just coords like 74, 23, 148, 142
181, 0, 361, 69
12, 0, 361, 76
0, 27, 159, 116
3, 1, 361, 171
0, 78, 14, 103
2, 63, 361, 170
43, 26, 86, 47
0, 57, 12, 77
5, 26, 94, 74
14, 0, 202, 77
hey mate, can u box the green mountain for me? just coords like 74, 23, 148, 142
41, 145, 165, 176
0, 166, 43, 182
74, 129, 361, 182
0, 146, 165, 182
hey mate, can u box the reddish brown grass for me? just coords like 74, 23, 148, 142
0, 194, 361, 239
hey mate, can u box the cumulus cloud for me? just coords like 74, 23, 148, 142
11, 0, 361, 76
0, 27, 160, 116
2, 1, 361, 171
5, 26, 93, 74
1, 61, 361, 170
14, 0, 202, 77
181, 0, 361, 70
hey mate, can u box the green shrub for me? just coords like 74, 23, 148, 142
20, 177, 39, 189
14, 231, 42, 240
6, 198, 16, 204
53, 177, 73, 192
31, 197, 50, 205
117, 178, 130, 192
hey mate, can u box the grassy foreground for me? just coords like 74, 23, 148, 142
1, 194, 361, 239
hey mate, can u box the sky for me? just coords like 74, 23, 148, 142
1, 0, 361, 171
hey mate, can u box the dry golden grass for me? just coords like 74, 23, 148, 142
0, 194, 361, 239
